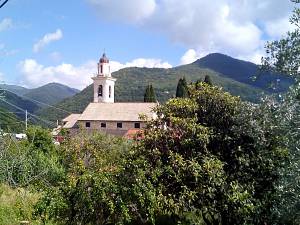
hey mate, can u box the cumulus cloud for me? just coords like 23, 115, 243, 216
88, 0, 156, 24
265, 16, 296, 39
18, 59, 95, 89
87, 0, 295, 63
111, 58, 172, 71
0, 18, 13, 32
180, 49, 204, 65
33, 29, 63, 53
18, 57, 172, 89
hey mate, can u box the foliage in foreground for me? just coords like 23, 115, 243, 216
35, 84, 287, 225
0, 126, 64, 188
34, 132, 132, 225
0, 184, 57, 225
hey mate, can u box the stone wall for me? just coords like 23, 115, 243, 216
78, 120, 145, 131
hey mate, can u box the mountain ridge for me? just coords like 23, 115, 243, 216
37, 53, 284, 123
193, 53, 294, 92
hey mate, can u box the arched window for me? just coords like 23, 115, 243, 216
98, 85, 103, 97
100, 65, 103, 74
109, 86, 111, 98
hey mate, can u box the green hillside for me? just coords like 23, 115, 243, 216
0, 84, 30, 96
38, 64, 265, 123
194, 53, 294, 92
0, 91, 40, 115
0, 107, 25, 132
24, 82, 80, 105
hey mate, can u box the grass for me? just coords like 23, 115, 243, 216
0, 184, 55, 225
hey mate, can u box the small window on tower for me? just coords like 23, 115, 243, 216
109, 86, 111, 98
100, 65, 103, 74
98, 85, 103, 97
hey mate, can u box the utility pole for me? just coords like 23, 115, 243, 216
25, 110, 28, 130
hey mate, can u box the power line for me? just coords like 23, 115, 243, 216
0, 88, 73, 114
0, 98, 56, 127
0, 0, 9, 8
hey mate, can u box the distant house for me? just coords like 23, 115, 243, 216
62, 53, 157, 137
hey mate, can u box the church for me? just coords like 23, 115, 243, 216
62, 53, 157, 137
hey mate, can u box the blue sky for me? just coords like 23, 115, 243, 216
0, 0, 296, 89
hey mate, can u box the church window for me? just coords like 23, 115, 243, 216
109, 86, 111, 98
117, 122, 122, 128
85, 122, 91, 128
101, 122, 106, 128
100, 65, 103, 74
98, 85, 103, 97
134, 122, 140, 129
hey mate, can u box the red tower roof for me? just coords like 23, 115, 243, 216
100, 53, 109, 63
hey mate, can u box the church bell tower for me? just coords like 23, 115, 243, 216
92, 53, 116, 103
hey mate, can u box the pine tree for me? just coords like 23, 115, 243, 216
176, 77, 189, 98
204, 75, 213, 85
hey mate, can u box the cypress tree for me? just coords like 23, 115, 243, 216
144, 84, 156, 102
144, 85, 151, 102
204, 75, 213, 85
149, 84, 156, 102
176, 77, 189, 98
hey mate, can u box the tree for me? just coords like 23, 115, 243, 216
0, 126, 64, 187
203, 75, 213, 86
123, 83, 286, 224
144, 84, 156, 102
34, 84, 287, 225
261, 1, 300, 224
34, 132, 132, 225
176, 77, 189, 98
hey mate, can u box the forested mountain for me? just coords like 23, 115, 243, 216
24, 83, 80, 105
0, 91, 40, 114
3, 53, 291, 125
194, 53, 294, 92
0, 84, 30, 96
37, 53, 285, 123
0, 82, 79, 106
0, 107, 25, 132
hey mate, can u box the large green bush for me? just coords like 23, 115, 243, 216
35, 84, 287, 225
0, 126, 64, 188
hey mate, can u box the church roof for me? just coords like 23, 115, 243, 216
78, 102, 157, 121
62, 114, 81, 128
100, 53, 109, 63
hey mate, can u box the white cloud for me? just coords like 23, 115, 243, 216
18, 57, 172, 89
180, 49, 204, 65
88, 0, 156, 24
33, 29, 63, 53
265, 16, 296, 39
18, 59, 95, 89
88, 0, 295, 63
111, 58, 172, 71
0, 18, 13, 32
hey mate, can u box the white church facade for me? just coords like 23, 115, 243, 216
62, 53, 157, 137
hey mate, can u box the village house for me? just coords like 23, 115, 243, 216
62, 53, 157, 137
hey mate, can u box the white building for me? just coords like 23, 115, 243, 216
62, 53, 157, 137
